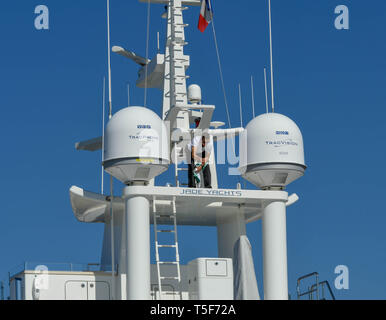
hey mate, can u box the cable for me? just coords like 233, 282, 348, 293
211, 14, 241, 184
210, 18, 232, 130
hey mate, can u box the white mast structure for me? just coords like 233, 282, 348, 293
69, 0, 306, 301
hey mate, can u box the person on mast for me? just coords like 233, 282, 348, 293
188, 118, 212, 189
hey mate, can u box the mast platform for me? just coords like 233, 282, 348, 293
69, 185, 290, 226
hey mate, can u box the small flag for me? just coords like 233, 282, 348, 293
198, 0, 213, 32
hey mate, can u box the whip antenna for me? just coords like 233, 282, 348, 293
106, 0, 115, 300
127, 84, 130, 106
107, 0, 113, 118
268, 0, 275, 113
101, 77, 106, 194
264, 68, 269, 114
238, 83, 243, 128
251, 76, 256, 119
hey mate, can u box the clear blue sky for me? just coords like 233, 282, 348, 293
1, 0, 385, 300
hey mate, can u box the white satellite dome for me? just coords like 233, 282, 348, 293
239, 113, 306, 189
187, 84, 202, 104
103, 106, 170, 184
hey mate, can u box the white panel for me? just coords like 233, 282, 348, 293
88, 281, 110, 300
206, 259, 228, 277
187, 258, 233, 300
65, 281, 88, 300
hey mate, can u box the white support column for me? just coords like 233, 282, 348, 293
262, 200, 288, 300
217, 207, 246, 259
123, 187, 151, 300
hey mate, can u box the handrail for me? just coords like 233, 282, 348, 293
7, 262, 119, 280
297, 272, 319, 300
310, 281, 336, 300
0, 281, 4, 300
297, 271, 319, 284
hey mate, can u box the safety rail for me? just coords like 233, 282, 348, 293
310, 281, 336, 300
1, 281, 4, 300
297, 272, 319, 300
7, 262, 118, 280
296, 272, 335, 300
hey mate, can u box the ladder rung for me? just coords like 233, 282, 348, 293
160, 277, 180, 280
157, 230, 175, 233
177, 168, 188, 171
161, 291, 178, 295
158, 261, 178, 265
157, 244, 177, 248
173, 6, 188, 10
172, 41, 188, 46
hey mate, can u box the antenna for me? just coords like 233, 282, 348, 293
101, 77, 106, 194
268, 0, 275, 113
264, 68, 269, 114
128, 84, 130, 106
238, 83, 243, 128
157, 31, 160, 53
107, 0, 115, 300
107, 0, 113, 119
144, 0, 151, 107
250, 76, 255, 118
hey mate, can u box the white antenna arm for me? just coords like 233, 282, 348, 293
268, 0, 275, 113
112, 46, 150, 66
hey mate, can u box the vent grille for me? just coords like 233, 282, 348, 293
272, 172, 288, 185
135, 167, 150, 180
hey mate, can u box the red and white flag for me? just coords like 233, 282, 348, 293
198, 0, 213, 32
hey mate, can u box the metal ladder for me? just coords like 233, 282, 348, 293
173, 143, 189, 187
153, 196, 182, 300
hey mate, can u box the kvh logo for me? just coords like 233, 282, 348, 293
137, 125, 152, 129
276, 131, 289, 135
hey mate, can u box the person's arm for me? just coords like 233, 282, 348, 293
202, 152, 211, 166
192, 145, 205, 172
191, 146, 202, 163
192, 146, 203, 163
202, 138, 212, 166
